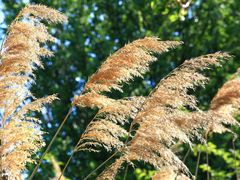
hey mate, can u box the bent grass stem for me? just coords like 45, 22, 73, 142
29, 107, 73, 180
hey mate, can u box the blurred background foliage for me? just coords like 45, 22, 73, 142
1, 0, 240, 179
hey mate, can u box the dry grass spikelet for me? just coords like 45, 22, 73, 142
0, 4, 66, 179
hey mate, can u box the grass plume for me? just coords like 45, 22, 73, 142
0, 4, 66, 179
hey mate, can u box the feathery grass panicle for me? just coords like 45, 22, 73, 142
0, 4, 66, 179
77, 97, 145, 152
78, 37, 182, 94
19, 4, 67, 23
72, 37, 181, 153
130, 53, 229, 147
0, 96, 56, 178
208, 68, 240, 134
134, 52, 230, 119
97, 52, 230, 179
73, 37, 182, 108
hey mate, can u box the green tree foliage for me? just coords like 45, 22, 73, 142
1, 0, 239, 179
193, 142, 240, 179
